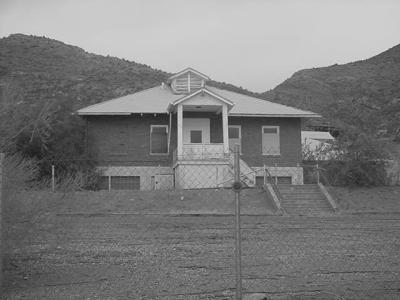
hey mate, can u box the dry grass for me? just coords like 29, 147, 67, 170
330, 186, 400, 213
29, 188, 276, 215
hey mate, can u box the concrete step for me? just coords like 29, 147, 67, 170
276, 184, 334, 216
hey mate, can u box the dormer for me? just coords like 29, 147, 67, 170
167, 68, 210, 94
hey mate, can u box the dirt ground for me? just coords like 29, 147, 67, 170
2, 188, 400, 299
3, 214, 400, 299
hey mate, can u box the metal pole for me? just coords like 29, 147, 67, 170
51, 165, 55, 192
234, 144, 242, 300
263, 164, 266, 186
0, 153, 4, 293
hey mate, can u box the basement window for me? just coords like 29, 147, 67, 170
150, 125, 168, 154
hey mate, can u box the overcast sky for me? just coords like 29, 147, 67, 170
1, 0, 399, 92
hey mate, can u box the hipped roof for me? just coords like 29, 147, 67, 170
77, 84, 320, 118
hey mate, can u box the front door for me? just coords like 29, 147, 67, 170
153, 175, 174, 190
229, 125, 241, 153
182, 118, 211, 158
182, 118, 210, 144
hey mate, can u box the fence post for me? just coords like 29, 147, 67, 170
51, 165, 55, 192
0, 153, 4, 293
264, 164, 266, 185
316, 162, 320, 184
233, 144, 242, 300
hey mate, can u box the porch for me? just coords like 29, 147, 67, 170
172, 143, 229, 165
169, 89, 235, 165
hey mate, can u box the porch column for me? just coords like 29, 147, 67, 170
177, 104, 183, 157
222, 104, 229, 154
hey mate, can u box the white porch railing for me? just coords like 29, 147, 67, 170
173, 143, 228, 163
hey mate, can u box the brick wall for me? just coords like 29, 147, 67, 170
87, 115, 175, 166
86, 115, 302, 167
229, 117, 302, 167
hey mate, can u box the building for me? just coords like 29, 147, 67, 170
77, 68, 320, 190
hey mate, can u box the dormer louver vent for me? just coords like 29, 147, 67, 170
174, 74, 190, 94
189, 72, 203, 91
168, 68, 210, 94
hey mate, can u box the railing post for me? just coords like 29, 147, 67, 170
316, 162, 320, 184
233, 144, 242, 300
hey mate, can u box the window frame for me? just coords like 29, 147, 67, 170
150, 125, 169, 155
261, 125, 280, 156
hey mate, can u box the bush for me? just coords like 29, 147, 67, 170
321, 160, 387, 186
303, 126, 390, 186
54, 166, 102, 191
3, 153, 40, 192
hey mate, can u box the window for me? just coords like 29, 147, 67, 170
262, 126, 280, 155
190, 130, 202, 143
98, 176, 140, 190
150, 125, 168, 154
229, 126, 240, 139
228, 125, 242, 153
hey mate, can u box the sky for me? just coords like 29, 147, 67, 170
1, 0, 399, 92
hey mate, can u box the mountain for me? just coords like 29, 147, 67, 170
0, 33, 399, 150
261, 44, 400, 137
0, 34, 255, 109
0, 34, 170, 108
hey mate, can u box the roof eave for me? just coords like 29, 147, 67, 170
77, 112, 131, 115
229, 113, 322, 118
77, 112, 169, 116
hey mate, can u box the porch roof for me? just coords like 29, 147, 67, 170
77, 84, 320, 118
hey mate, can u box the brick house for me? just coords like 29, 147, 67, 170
77, 68, 320, 190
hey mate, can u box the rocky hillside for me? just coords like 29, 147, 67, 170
0, 33, 399, 144
0, 34, 170, 108
0, 34, 255, 109
262, 44, 400, 137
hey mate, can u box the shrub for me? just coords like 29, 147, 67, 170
54, 166, 102, 191
303, 128, 390, 186
318, 159, 387, 186
3, 153, 40, 193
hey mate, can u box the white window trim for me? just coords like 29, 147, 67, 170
150, 125, 169, 155
228, 125, 242, 154
262, 125, 280, 156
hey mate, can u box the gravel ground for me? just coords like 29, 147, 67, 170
3, 213, 400, 300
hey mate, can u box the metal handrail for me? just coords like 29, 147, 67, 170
215, 151, 256, 187
264, 166, 283, 202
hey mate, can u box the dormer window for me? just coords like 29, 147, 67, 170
168, 68, 210, 94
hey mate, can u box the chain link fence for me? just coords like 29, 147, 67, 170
46, 157, 395, 191
46, 150, 311, 192
48, 157, 238, 191
40, 144, 400, 192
